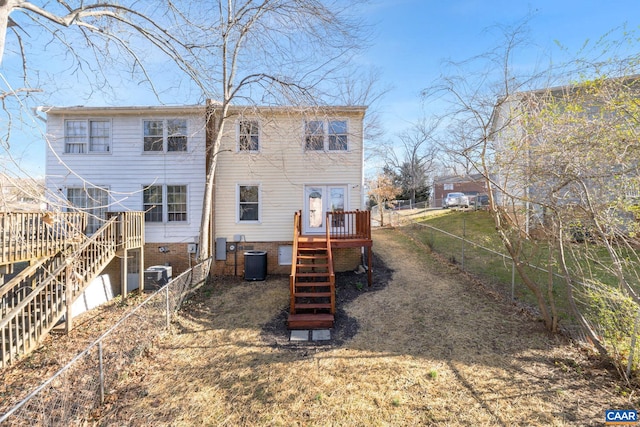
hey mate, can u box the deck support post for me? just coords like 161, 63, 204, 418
65, 263, 73, 333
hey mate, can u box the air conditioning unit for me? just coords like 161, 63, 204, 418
143, 265, 173, 292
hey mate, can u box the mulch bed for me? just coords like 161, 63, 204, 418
260, 252, 394, 348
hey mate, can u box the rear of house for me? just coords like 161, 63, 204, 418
43, 104, 367, 280
44, 105, 207, 290
211, 106, 367, 276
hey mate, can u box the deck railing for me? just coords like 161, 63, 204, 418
108, 211, 145, 250
0, 212, 86, 266
0, 212, 145, 368
289, 211, 302, 311
326, 210, 371, 240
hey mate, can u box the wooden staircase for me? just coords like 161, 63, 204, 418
287, 209, 373, 330
0, 212, 144, 368
288, 212, 335, 329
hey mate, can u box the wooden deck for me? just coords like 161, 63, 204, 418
0, 211, 145, 368
288, 210, 373, 330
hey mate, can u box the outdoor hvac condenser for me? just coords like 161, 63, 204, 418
143, 265, 173, 292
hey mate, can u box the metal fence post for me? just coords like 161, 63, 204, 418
461, 216, 466, 271
165, 282, 170, 330
98, 341, 104, 405
511, 260, 516, 300
627, 308, 640, 378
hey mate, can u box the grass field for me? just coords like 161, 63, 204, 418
88, 227, 634, 426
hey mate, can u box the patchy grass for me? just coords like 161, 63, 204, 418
91, 227, 635, 426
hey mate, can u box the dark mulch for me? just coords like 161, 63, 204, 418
260, 252, 394, 348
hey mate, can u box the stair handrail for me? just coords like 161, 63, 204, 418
0, 257, 67, 330
0, 211, 86, 266
289, 211, 302, 314
0, 257, 50, 302
1, 216, 119, 366
325, 212, 336, 314
290, 211, 301, 278
0, 215, 119, 327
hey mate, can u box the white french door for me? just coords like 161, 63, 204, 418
303, 185, 347, 234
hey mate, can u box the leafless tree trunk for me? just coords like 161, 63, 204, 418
0, 1, 370, 262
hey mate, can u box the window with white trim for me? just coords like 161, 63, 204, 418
238, 120, 260, 151
66, 187, 109, 233
304, 119, 348, 151
143, 119, 188, 152
143, 184, 187, 222
64, 120, 111, 153
143, 185, 163, 222
238, 185, 260, 222
167, 185, 187, 221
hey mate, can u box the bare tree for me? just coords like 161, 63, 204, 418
367, 173, 401, 227
422, 17, 566, 333
383, 119, 439, 204
188, 1, 368, 259
424, 17, 640, 379
0, 1, 370, 261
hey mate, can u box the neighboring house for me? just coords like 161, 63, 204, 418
0, 173, 46, 212
488, 76, 640, 230
43, 103, 367, 280
432, 174, 487, 208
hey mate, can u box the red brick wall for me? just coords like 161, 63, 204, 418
212, 241, 363, 278
433, 181, 487, 207
143, 243, 194, 276
333, 248, 362, 272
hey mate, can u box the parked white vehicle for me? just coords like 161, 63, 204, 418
443, 192, 470, 208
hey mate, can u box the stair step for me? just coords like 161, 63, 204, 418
297, 263, 329, 268
295, 272, 330, 278
294, 292, 332, 298
297, 254, 328, 259
295, 282, 332, 288
287, 313, 334, 330
295, 303, 332, 310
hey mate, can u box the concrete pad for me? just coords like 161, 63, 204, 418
312, 329, 331, 341
290, 330, 309, 341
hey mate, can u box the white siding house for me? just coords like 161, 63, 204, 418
44, 104, 367, 277
44, 105, 206, 274
212, 106, 366, 275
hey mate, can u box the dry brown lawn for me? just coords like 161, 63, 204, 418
90, 227, 636, 426
4, 226, 634, 426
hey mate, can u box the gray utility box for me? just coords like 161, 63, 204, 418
143, 265, 173, 292
244, 251, 267, 281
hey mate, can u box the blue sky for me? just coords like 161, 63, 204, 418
362, 0, 640, 137
3, 0, 639, 177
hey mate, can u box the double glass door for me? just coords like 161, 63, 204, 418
303, 185, 347, 234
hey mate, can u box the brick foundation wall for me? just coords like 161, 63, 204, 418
212, 242, 363, 278
332, 248, 362, 272
213, 241, 290, 278
143, 243, 194, 276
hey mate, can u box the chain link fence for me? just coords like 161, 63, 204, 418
389, 210, 640, 381
0, 258, 211, 426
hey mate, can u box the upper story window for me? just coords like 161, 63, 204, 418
238, 120, 260, 152
143, 119, 188, 152
304, 119, 348, 152
65, 120, 111, 153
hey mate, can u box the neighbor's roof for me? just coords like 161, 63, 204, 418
433, 173, 484, 184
